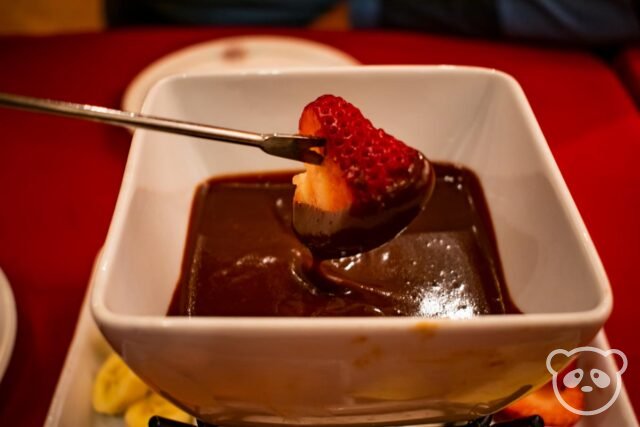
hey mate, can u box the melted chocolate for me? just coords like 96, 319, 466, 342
293, 156, 435, 259
168, 163, 519, 318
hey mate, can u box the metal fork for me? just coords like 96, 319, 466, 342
0, 92, 324, 164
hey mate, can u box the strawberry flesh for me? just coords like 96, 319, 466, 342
497, 382, 583, 426
293, 95, 434, 258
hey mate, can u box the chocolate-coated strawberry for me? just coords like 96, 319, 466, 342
293, 95, 434, 258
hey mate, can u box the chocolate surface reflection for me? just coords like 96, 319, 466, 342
168, 163, 518, 318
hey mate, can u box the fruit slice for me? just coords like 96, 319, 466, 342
498, 382, 584, 426
92, 353, 149, 415
293, 95, 434, 258
125, 393, 194, 427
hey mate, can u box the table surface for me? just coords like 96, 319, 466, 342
0, 28, 638, 426
616, 46, 640, 107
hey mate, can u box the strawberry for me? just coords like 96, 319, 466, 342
497, 382, 584, 426
292, 95, 434, 258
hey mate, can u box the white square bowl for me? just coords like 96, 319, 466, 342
91, 66, 612, 426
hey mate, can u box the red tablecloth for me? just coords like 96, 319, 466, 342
0, 28, 638, 426
616, 45, 640, 107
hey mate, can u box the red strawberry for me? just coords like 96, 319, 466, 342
292, 95, 434, 258
498, 382, 584, 426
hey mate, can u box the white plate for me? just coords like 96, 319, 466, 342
0, 267, 17, 382
122, 35, 359, 112
45, 253, 638, 427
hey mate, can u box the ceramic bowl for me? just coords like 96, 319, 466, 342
91, 66, 612, 426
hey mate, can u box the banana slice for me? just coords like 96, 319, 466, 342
125, 393, 194, 427
92, 353, 149, 415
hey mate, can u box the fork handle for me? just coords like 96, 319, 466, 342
0, 91, 267, 148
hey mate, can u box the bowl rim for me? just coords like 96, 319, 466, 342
91, 65, 613, 332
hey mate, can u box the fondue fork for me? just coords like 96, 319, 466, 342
0, 92, 325, 165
